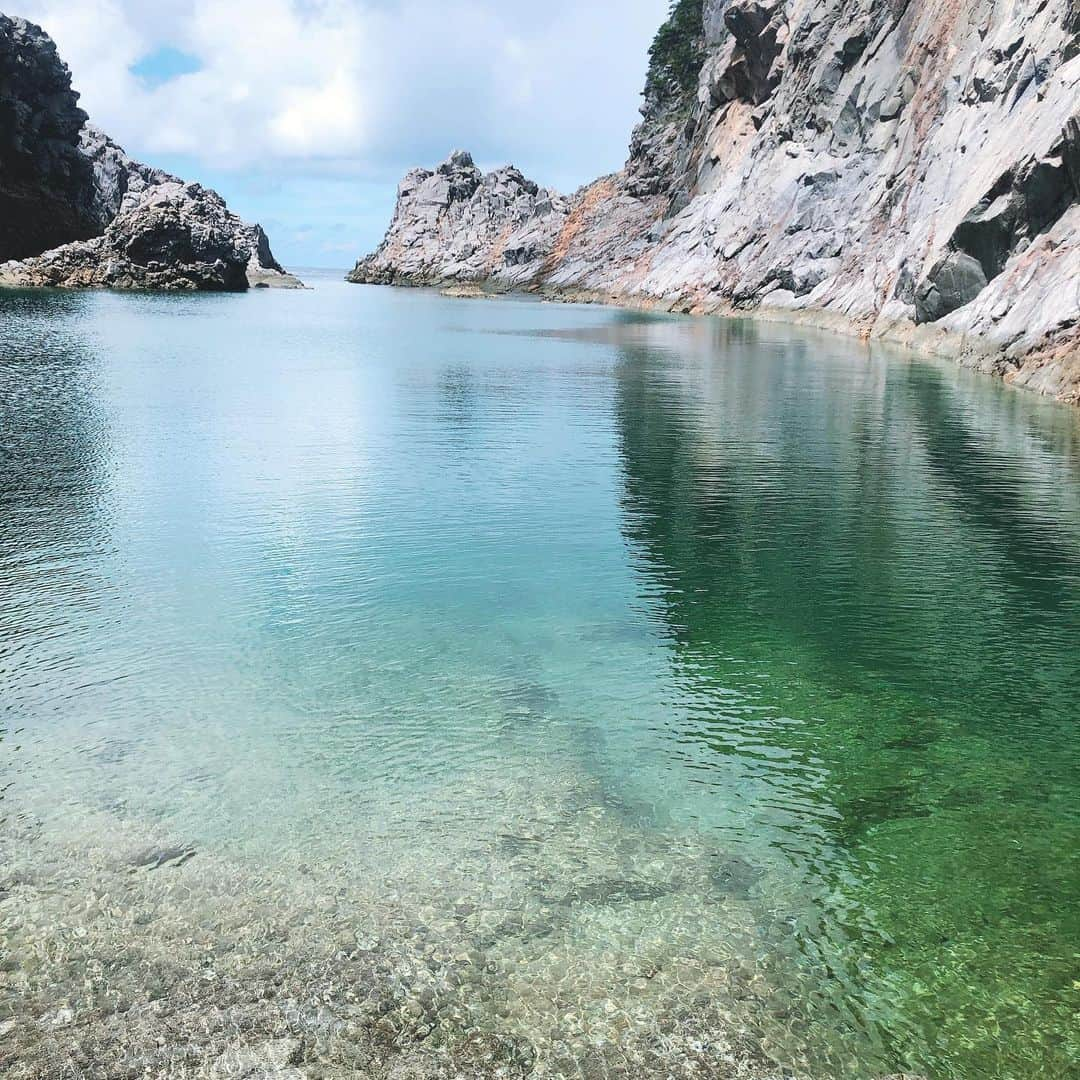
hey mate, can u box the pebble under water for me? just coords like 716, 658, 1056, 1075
1, 273, 1078, 1079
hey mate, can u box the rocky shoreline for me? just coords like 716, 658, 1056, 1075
350, 0, 1080, 404
0, 15, 300, 292
0, 756, 902, 1080
446, 276, 1080, 406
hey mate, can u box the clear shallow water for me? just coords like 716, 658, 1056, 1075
1, 272, 1079, 1078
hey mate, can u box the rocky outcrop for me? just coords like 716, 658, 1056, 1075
351, 0, 1080, 403
2, 126, 301, 291
0, 16, 299, 291
348, 150, 569, 287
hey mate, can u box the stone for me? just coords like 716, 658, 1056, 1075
347, 150, 570, 288
720, 0, 788, 104
211, 1038, 304, 1078
915, 253, 989, 324
1062, 116, 1080, 195
0, 14, 97, 260
879, 70, 918, 121
128, 844, 197, 870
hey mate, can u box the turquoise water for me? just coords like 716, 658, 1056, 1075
1, 272, 1078, 1078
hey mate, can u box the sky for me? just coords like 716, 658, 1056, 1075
19, 0, 671, 268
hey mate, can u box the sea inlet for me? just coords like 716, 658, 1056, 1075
1, 272, 1078, 1078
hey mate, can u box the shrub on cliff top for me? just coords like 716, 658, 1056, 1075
644, 0, 705, 112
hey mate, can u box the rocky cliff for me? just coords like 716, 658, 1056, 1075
0, 14, 299, 291
350, 0, 1080, 403
0, 14, 97, 260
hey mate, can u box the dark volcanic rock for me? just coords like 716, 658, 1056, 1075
5, 142, 297, 292
0, 14, 97, 260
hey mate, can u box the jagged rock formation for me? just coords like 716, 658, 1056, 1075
352, 0, 1080, 403
0, 15, 299, 291
2, 126, 301, 291
349, 150, 569, 287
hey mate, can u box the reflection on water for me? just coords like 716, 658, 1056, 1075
0, 276, 1078, 1078
608, 318, 1080, 1076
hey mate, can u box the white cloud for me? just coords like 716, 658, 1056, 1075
18, 0, 669, 189
271, 68, 365, 155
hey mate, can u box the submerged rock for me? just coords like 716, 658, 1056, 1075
0, 19, 300, 291
128, 843, 197, 870
211, 1037, 304, 1077
351, 0, 1080, 403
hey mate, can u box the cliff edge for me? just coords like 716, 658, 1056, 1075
350, 0, 1080, 403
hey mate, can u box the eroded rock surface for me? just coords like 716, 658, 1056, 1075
349, 150, 569, 288
0, 18, 299, 291
3, 128, 301, 292
351, 0, 1080, 403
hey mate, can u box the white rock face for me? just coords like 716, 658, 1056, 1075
348, 150, 570, 287
352, 0, 1080, 403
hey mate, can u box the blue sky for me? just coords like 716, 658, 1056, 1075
130, 45, 202, 87
21, 0, 670, 269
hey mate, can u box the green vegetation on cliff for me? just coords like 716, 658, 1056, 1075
643, 0, 705, 111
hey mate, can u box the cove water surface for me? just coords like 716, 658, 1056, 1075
1, 272, 1078, 1079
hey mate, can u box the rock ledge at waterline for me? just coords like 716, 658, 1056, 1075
0, 14, 300, 291
349, 0, 1080, 404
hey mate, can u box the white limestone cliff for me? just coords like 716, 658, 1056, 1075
351, 0, 1080, 403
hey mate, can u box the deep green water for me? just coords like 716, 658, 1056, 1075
1, 272, 1078, 1077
